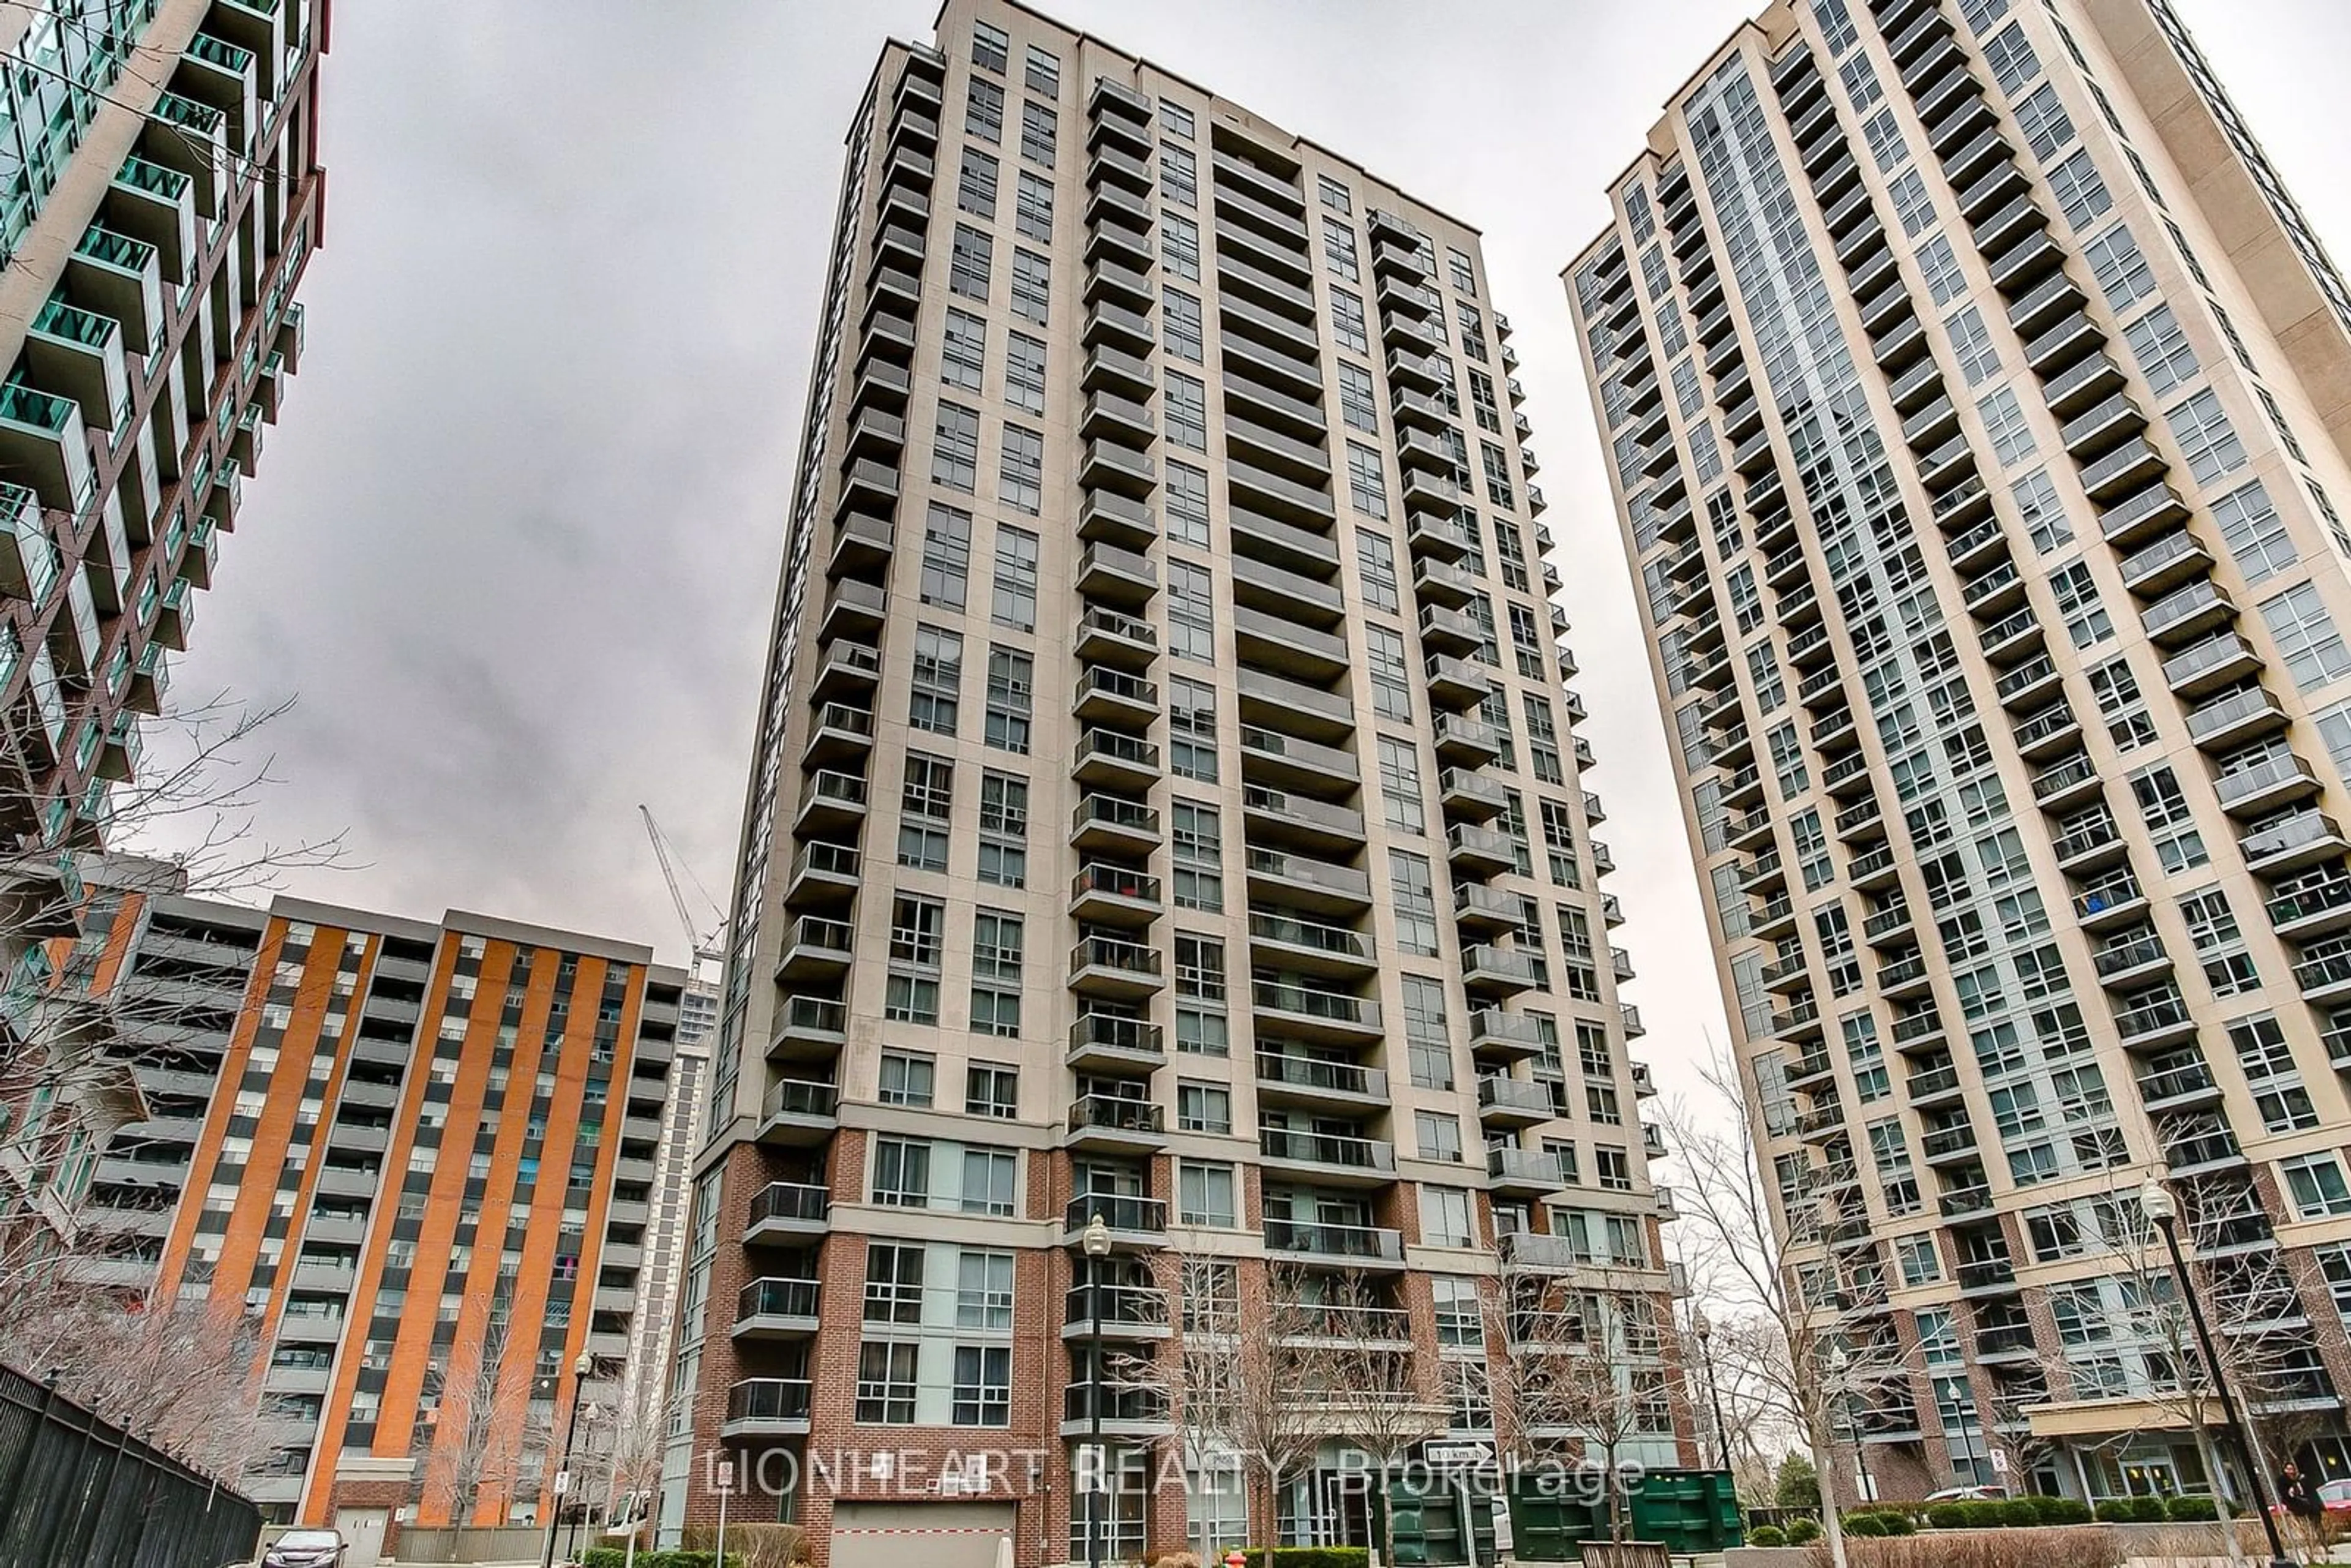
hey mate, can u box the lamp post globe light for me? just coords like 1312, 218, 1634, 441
2140, 1179, 2297, 1568
542, 1352, 595, 1568
1082, 1212, 1112, 1568
1692, 1308, 1731, 1474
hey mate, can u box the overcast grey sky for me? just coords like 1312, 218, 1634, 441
160, 0, 2351, 1100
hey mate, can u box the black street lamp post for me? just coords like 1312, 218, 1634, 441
2142, 1179, 2295, 1568
541, 1353, 594, 1568
1082, 1212, 1112, 1568
1693, 1309, 1731, 1472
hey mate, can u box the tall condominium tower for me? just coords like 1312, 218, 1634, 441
0, 1, 322, 853
672, 1, 1681, 1561
62, 859, 687, 1548
0, 1, 326, 1207
1570, 0, 2351, 1504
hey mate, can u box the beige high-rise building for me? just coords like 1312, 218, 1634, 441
665, 1, 1685, 1561
1570, 0, 2351, 1507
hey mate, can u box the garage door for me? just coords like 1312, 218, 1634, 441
828, 1500, 1016, 1568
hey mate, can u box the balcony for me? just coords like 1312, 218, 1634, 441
2120, 529, 2214, 596
1434, 713, 1501, 766
1234, 604, 1349, 682
1446, 823, 1515, 877
1070, 936, 1164, 998
1072, 794, 1160, 858
793, 769, 866, 835
2243, 811, 2351, 872
723, 1378, 812, 1438
1477, 1074, 1554, 1129
820, 576, 887, 643
2113, 995, 2198, 1051
1074, 728, 1161, 791
2270, 872, 2351, 939
733, 1276, 820, 1340
0, 383, 93, 517
1461, 945, 1539, 997
784, 841, 859, 906
1239, 724, 1358, 797
1441, 767, 1508, 822
2162, 632, 2263, 697
1069, 861, 1162, 926
1262, 1217, 1404, 1266
1063, 1193, 1166, 1248
1236, 665, 1352, 741
2216, 754, 2321, 817
1252, 980, 1383, 1044
1469, 1008, 1545, 1063
1073, 606, 1157, 670
1488, 1146, 1566, 1198
744, 1182, 830, 1245
1063, 1282, 1169, 1341
1076, 541, 1157, 607
1257, 1050, 1387, 1111
2140, 579, 2235, 647
1248, 912, 1375, 977
776, 915, 854, 982
1067, 1012, 1164, 1074
756, 1069, 840, 1144
1242, 785, 1366, 855
768, 996, 847, 1061
1067, 1093, 1166, 1154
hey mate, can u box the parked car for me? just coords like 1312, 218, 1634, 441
1925, 1485, 2010, 1502
260, 1530, 345, 1568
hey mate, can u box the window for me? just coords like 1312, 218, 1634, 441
940, 308, 985, 391
1948, 306, 2000, 386
999, 331, 1046, 415
1331, 289, 1368, 353
952, 1344, 1012, 1427
1455, 301, 1487, 362
2012, 470, 2069, 553
1916, 237, 1964, 306
887, 895, 945, 1022
2213, 479, 2295, 583
1595, 1146, 1633, 1191
1164, 290, 1202, 362
1019, 100, 1056, 167
1010, 248, 1049, 323
999, 424, 1042, 515
1168, 560, 1214, 661
2047, 149, 2110, 230
1390, 851, 1439, 957
1013, 170, 1053, 242
1338, 362, 1378, 433
1166, 373, 1206, 451
1864, 107, 1907, 170
992, 527, 1039, 632
2264, 582, 2351, 692
1319, 174, 1352, 212
1170, 675, 1217, 782
1357, 528, 1399, 611
950, 224, 992, 300
879, 1050, 934, 1108
2013, 81, 2074, 159
873, 1135, 932, 1206
970, 20, 1008, 72
2085, 225, 2154, 312
1161, 143, 1196, 208
920, 502, 970, 608
978, 770, 1027, 888
1976, 386, 2035, 467
898, 754, 954, 873
1897, 1235, 1941, 1286
2130, 765, 2206, 872
1420, 1185, 1474, 1247
2126, 306, 2198, 396
1176, 933, 1226, 1003
1323, 220, 1359, 281
1415, 1110, 1463, 1164
1367, 625, 1413, 721
1163, 212, 1201, 281
1346, 443, 1388, 517
2285, 1153, 2351, 1218
1982, 20, 2040, 94
1176, 1081, 1231, 1135
2049, 561, 2110, 648
1378, 736, 1424, 833
1401, 977, 1452, 1088
1889, 168, 1934, 235
1159, 99, 1193, 138
966, 1061, 1019, 1118
1172, 802, 1223, 912
932, 403, 980, 492
966, 78, 1003, 143
2165, 389, 2246, 487
855, 1340, 919, 1424
1166, 461, 1210, 548
961, 1147, 1016, 1215
1448, 247, 1476, 295
1179, 1161, 1235, 1226
956, 148, 997, 219
2087, 658, 2156, 749
970, 909, 1023, 1038
909, 625, 962, 735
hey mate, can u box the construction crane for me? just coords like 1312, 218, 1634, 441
639, 805, 727, 969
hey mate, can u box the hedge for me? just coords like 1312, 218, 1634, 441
2092, 1498, 2169, 1523
2164, 1496, 2218, 1521
1234, 1551, 1371, 1567
579, 1552, 742, 1568
1785, 1517, 1822, 1545
1749, 1525, 1790, 1547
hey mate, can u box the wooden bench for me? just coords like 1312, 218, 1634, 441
1582, 1540, 1675, 1568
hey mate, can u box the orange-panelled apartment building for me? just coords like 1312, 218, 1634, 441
70, 857, 691, 1550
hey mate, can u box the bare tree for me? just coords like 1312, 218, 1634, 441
1, 1286, 268, 1477
1662, 1049, 1920, 1568
1311, 1272, 1453, 1568
418, 1278, 557, 1526
1488, 1266, 1670, 1542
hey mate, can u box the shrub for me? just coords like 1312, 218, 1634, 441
1805, 1527, 2124, 1568
2031, 1498, 2093, 1526
1785, 1517, 1823, 1545
1150, 1554, 1204, 1568
1237, 1551, 1371, 1568
2091, 1501, 2134, 1525
1750, 1525, 1790, 1547
1779, 1455, 1823, 1511
1996, 1499, 2043, 1528
1843, 1513, 1889, 1537
1925, 1505, 1968, 1531
2163, 1495, 2217, 1521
